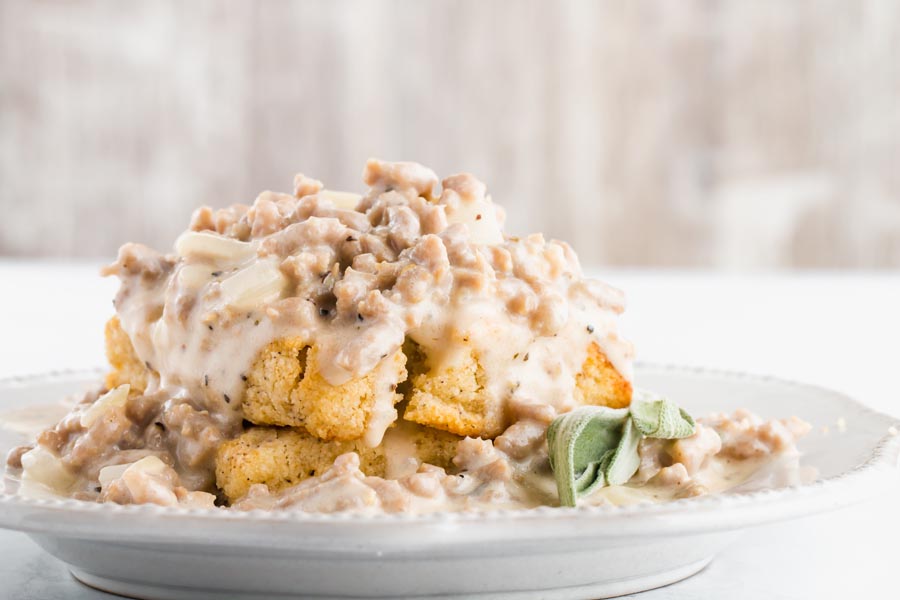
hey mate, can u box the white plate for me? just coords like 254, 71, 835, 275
0, 366, 897, 600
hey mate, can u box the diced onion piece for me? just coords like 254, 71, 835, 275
446, 199, 503, 245
175, 231, 256, 262
80, 384, 130, 428
98, 454, 167, 488
320, 189, 362, 210
178, 264, 215, 288
98, 463, 131, 489
181, 491, 217, 508
21, 446, 77, 492
100, 455, 169, 491
128, 455, 169, 475
219, 259, 287, 309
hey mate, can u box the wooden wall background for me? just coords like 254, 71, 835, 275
2, 0, 899, 268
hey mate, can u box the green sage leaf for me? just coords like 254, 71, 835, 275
547, 390, 697, 507
629, 390, 696, 439
547, 406, 629, 507
604, 418, 642, 485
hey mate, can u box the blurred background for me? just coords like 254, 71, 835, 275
2, 0, 899, 269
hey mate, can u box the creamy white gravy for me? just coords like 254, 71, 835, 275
106, 159, 633, 448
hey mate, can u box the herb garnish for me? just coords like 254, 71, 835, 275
547, 390, 696, 507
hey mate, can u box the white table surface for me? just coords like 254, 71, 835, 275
1, 260, 898, 599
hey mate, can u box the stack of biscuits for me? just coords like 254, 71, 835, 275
105, 316, 631, 503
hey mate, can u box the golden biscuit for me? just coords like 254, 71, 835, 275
215, 422, 461, 502
573, 342, 632, 409
104, 316, 150, 394
404, 341, 632, 438
242, 339, 407, 441
403, 346, 505, 438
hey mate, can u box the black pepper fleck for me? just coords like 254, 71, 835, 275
241, 374, 248, 381
346, 236, 357, 242
208, 324, 213, 331
586, 324, 595, 333
211, 271, 222, 277
523, 353, 530, 362
357, 313, 364, 321
224, 394, 231, 404
204, 375, 209, 386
